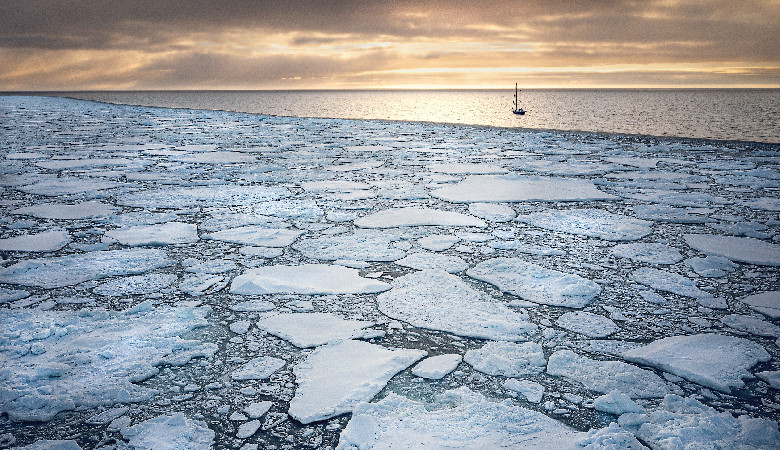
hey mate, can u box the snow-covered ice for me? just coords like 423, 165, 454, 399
394, 251, 468, 273
288, 340, 426, 424
464, 341, 546, 377
105, 222, 198, 247
684, 233, 780, 266
0, 230, 70, 252
430, 175, 617, 203
231, 357, 286, 381
611, 242, 683, 265
623, 333, 771, 392
12, 201, 117, 220
555, 311, 620, 338
120, 413, 215, 450
516, 209, 653, 241
256, 312, 378, 348
411, 354, 462, 379
740, 291, 780, 318
467, 257, 601, 308
202, 226, 303, 247
354, 207, 486, 228
230, 264, 390, 295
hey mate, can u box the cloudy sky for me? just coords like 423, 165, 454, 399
1, 0, 778, 90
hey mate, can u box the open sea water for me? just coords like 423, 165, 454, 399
38, 89, 780, 144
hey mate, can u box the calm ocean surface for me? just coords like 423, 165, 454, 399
52, 89, 780, 143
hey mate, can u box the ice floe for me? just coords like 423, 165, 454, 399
288, 340, 425, 424
293, 230, 406, 261
611, 243, 683, 265
430, 175, 617, 203
203, 226, 303, 247
555, 311, 620, 338
740, 291, 780, 318
623, 334, 771, 392
411, 354, 462, 379
467, 257, 601, 308
516, 209, 652, 241
464, 341, 546, 377
354, 207, 486, 228
394, 251, 468, 273
92, 273, 177, 297
230, 264, 390, 295
631, 267, 710, 298
377, 270, 538, 341
684, 234, 780, 266
105, 222, 198, 247
231, 357, 286, 381
120, 413, 215, 450
12, 201, 117, 220
256, 312, 379, 348
0, 230, 70, 252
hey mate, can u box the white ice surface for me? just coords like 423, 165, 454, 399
120, 413, 215, 450
684, 234, 780, 266
464, 341, 546, 377
92, 273, 178, 297
230, 264, 390, 295
631, 267, 710, 298
105, 222, 198, 247
203, 226, 303, 247
394, 251, 468, 273
12, 201, 117, 219
377, 269, 538, 341
411, 354, 462, 379
467, 257, 600, 308
231, 357, 286, 381
430, 175, 617, 203
0, 303, 215, 421
740, 291, 780, 318
336, 387, 585, 450
354, 207, 486, 228
0, 230, 70, 252
611, 243, 683, 265
556, 311, 620, 338
547, 350, 669, 398
516, 209, 652, 241
417, 234, 460, 251
623, 333, 771, 393
293, 230, 406, 261
256, 312, 377, 348
503, 379, 545, 403
0, 248, 173, 288
117, 185, 289, 209
288, 340, 426, 424
467, 203, 516, 222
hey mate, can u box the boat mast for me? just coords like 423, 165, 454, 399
514, 83, 518, 111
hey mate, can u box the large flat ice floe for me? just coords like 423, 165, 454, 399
467, 258, 601, 308
430, 175, 617, 202
516, 209, 653, 241
293, 230, 406, 261
377, 270, 538, 341
202, 226, 303, 247
288, 340, 426, 424
229, 264, 390, 295
256, 312, 379, 348
12, 201, 118, 219
0, 230, 70, 252
0, 248, 173, 288
336, 387, 586, 449
354, 207, 486, 228
623, 333, 771, 393
0, 303, 215, 421
105, 222, 199, 247
684, 234, 780, 266
120, 413, 215, 450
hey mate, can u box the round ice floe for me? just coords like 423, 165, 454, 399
611, 243, 683, 265
468, 203, 516, 222
337, 387, 586, 448
105, 222, 198, 247
465, 341, 546, 377
354, 207, 486, 228
516, 209, 652, 241
229, 264, 390, 295
555, 311, 619, 338
467, 257, 600, 308
740, 291, 780, 318
411, 354, 462, 379
430, 175, 617, 203
623, 333, 771, 393
394, 251, 468, 273
377, 269, 538, 341
0, 230, 70, 252
120, 413, 215, 449
418, 234, 460, 251
684, 234, 780, 266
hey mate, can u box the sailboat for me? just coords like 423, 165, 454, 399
512, 83, 525, 115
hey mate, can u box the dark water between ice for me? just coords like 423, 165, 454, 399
41, 89, 780, 143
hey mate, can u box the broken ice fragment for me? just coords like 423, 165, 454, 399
230, 264, 390, 295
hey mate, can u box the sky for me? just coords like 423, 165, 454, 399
1, 0, 779, 90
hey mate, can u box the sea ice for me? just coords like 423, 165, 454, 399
105, 222, 198, 246
92, 273, 177, 297
394, 251, 468, 273
377, 270, 538, 341
684, 234, 780, 266
555, 311, 620, 338
231, 357, 286, 381
546, 350, 669, 398
721, 314, 780, 337
516, 209, 652, 241
288, 340, 426, 424
464, 341, 546, 377
467, 258, 601, 308
411, 354, 462, 379
430, 175, 617, 203
631, 204, 714, 224
256, 312, 378, 348
0, 248, 173, 288
417, 234, 460, 251
11, 440, 82, 450
230, 264, 390, 295
293, 230, 406, 261
203, 226, 303, 247
634, 394, 780, 449
740, 291, 780, 318
12, 201, 117, 219
592, 391, 644, 415
354, 207, 486, 228
0, 303, 215, 421
467, 203, 516, 222
17, 177, 120, 196
757, 371, 780, 389
117, 185, 289, 209
631, 267, 710, 298
427, 163, 508, 174
120, 413, 215, 450
503, 379, 545, 403
336, 387, 585, 449
0, 230, 70, 252
686, 255, 737, 277
623, 333, 771, 392
611, 243, 683, 265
